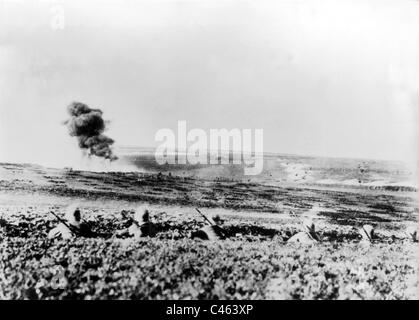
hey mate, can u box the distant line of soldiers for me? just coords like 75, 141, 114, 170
43, 205, 228, 241
2, 204, 416, 245
47, 205, 157, 240
287, 221, 375, 245
287, 220, 418, 245
45, 204, 226, 241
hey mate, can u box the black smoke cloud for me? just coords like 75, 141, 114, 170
65, 102, 118, 161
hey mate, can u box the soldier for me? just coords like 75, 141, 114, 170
287, 219, 320, 244
405, 225, 418, 242
0, 216, 7, 236
116, 205, 157, 238
359, 224, 374, 246
48, 204, 92, 240
191, 214, 226, 241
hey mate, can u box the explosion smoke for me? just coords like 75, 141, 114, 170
64, 102, 118, 161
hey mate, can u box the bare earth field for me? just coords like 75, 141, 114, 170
0, 153, 418, 299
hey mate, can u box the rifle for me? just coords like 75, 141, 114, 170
195, 208, 215, 226
49, 211, 80, 236
195, 208, 228, 239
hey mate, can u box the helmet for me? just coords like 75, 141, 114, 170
64, 204, 82, 226
134, 205, 150, 223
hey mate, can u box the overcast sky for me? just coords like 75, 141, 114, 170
0, 0, 418, 166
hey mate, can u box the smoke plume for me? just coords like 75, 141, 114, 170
64, 102, 118, 161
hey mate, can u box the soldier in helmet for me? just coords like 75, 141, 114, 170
359, 224, 374, 246
191, 214, 226, 241
287, 219, 320, 244
116, 205, 157, 238
48, 204, 92, 240
404, 225, 418, 243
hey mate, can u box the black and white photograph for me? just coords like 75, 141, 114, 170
0, 0, 418, 302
